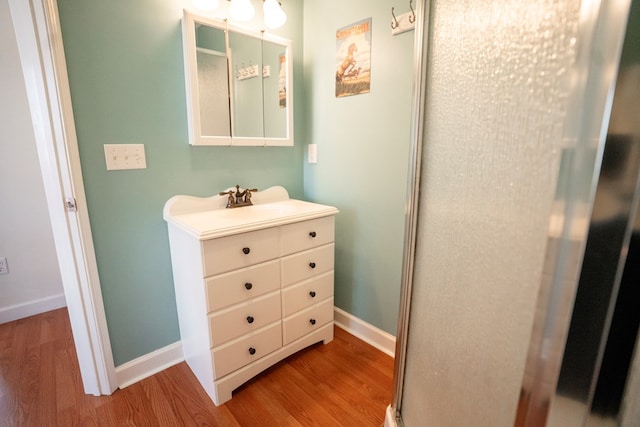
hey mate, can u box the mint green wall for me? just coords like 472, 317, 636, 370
57, 0, 413, 365
303, 1, 414, 334
57, 0, 304, 366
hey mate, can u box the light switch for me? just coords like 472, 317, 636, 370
308, 144, 317, 164
104, 144, 147, 171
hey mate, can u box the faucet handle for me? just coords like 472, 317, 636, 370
244, 188, 258, 205
219, 190, 236, 208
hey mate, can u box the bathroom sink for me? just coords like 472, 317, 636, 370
228, 201, 298, 215
164, 186, 339, 240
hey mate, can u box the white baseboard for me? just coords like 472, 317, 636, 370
385, 404, 399, 427
0, 293, 67, 324
116, 341, 184, 389
114, 309, 394, 390
334, 306, 396, 358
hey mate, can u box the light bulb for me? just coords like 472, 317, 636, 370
263, 0, 286, 29
192, 0, 219, 11
229, 0, 255, 22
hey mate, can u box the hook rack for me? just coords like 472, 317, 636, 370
236, 62, 260, 81
391, 0, 416, 36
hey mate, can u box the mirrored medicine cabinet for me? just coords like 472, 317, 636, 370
182, 10, 293, 146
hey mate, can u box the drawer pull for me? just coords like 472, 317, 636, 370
248, 347, 256, 355
242, 247, 251, 255
309, 262, 316, 269
246, 316, 255, 324
309, 231, 317, 238
244, 282, 253, 290
309, 319, 317, 325
309, 291, 316, 298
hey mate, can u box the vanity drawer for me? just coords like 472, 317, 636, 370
205, 260, 280, 312
211, 322, 282, 380
282, 271, 334, 317
283, 297, 334, 345
281, 244, 334, 287
279, 216, 335, 256
203, 227, 279, 277
209, 291, 281, 347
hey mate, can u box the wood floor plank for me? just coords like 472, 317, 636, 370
54, 338, 80, 413
226, 377, 299, 426
298, 345, 392, 421
254, 362, 344, 426
16, 346, 40, 426
113, 383, 162, 426
138, 375, 181, 425
0, 308, 393, 426
282, 359, 377, 426
154, 362, 241, 426
290, 351, 391, 424
35, 340, 57, 427
246, 378, 303, 426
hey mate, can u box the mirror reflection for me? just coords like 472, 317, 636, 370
229, 30, 263, 138
195, 24, 230, 137
182, 10, 293, 146
262, 40, 288, 139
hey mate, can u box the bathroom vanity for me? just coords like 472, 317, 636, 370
163, 186, 338, 405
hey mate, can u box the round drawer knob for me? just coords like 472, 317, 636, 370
242, 247, 251, 255
248, 347, 256, 355
244, 282, 253, 290
309, 291, 316, 298
309, 319, 317, 325
309, 262, 316, 269
247, 316, 254, 324
309, 231, 317, 238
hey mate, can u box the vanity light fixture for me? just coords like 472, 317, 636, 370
229, 0, 255, 22
192, 0, 287, 29
263, 0, 286, 29
192, 0, 219, 11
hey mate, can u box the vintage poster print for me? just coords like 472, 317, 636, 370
335, 18, 372, 98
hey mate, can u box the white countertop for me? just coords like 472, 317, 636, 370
163, 186, 338, 240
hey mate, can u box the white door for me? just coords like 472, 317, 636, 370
8, 0, 116, 395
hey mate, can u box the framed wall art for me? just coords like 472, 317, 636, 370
335, 18, 372, 98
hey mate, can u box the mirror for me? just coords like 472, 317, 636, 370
228, 30, 263, 138
262, 40, 288, 139
195, 24, 230, 138
182, 10, 293, 146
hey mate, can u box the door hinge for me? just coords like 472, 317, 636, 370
65, 197, 78, 212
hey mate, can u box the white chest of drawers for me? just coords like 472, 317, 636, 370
163, 186, 338, 405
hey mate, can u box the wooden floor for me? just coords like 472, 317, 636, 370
0, 308, 393, 426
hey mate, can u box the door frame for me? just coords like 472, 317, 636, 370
8, 0, 116, 395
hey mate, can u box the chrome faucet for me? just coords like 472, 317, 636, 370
219, 185, 258, 208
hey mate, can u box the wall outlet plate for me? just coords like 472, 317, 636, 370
104, 144, 147, 171
0, 257, 9, 275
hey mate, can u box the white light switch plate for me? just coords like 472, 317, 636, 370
104, 144, 147, 170
308, 144, 317, 164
